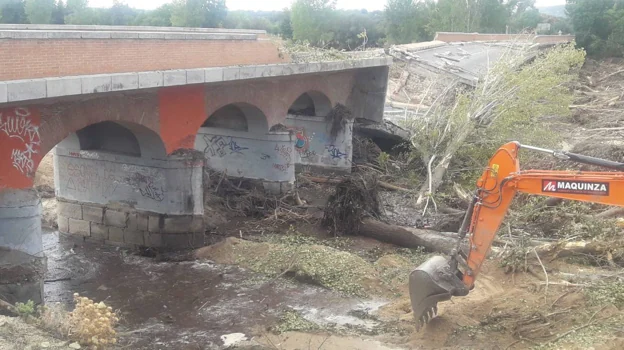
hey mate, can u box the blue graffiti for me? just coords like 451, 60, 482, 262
326, 145, 347, 160
228, 138, 248, 154
204, 135, 248, 157
260, 153, 271, 160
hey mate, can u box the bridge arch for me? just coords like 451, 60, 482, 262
288, 91, 333, 117
202, 102, 268, 133
57, 121, 167, 160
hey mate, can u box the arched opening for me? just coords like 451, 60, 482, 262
288, 91, 332, 117
77, 121, 141, 157
202, 103, 268, 133
56, 121, 167, 159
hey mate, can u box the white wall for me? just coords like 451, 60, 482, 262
195, 127, 295, 184
285, 114, 353, 172
54, 147, 204, 215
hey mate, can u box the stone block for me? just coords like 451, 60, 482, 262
164, 70, 187, 86
190, 216, 205, 233
144, 232, 162, 247
263, 181, 281, 194
123, 229, 144, 245
222, 67, 240, 81
239, 66, 257, 80
307, 62, 321, 73
0, 82, 8, 103
164, 33, 186, 40
137, 214, 149, 231
186, 69, 205, 84
163, 216, 193, 234
46, 77, 82, 98
11, 31, 47, 39
148, 215, 163, 233
108, 227, 124, 243
47, 31, 81, 39
57, 215, 69, 233
104, 210, 127, 228
81, 75, 112, 94
57, 201, 82, 220
138, 32, 165, 39
111, 73, 139, 91
138, 71, 163, 89
111, 32, 139, 39
68, 219, 90, 236
80, 32, 110, 39
90, 223, 109, 240
127, 213, 147, 231
6, 80, 46, 102
82, 205, 103, 224
204, 68, 223, 83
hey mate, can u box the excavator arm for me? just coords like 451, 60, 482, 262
409, 142, 624, 328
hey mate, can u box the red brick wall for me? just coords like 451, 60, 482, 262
0, 39, 287, 81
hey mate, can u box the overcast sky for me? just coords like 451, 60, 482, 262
87, 0, 568, 11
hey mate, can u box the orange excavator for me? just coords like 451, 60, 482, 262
409, 141, 624, 328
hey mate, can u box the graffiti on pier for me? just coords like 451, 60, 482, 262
0, 108, 40, 177
274, 144, 292, 163
65, 161, 121, 196
272, 163, 292, 173
326, 145, 347, 160
128, 172, 165, 202
260, 153, 271, 160
299, 149, 317, 160
203, 135, 248, 158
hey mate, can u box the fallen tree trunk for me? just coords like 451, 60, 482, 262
303, 175, 413, 193
358, 218, 459, 253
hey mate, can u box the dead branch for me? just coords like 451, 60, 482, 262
599, 69, 624, 82
595, 207, 624, 219
0, 298, 17, 315
359, 218, 460, 253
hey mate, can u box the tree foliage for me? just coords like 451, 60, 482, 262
385, 0, 433, 44
170, 0, 226, 28
0, 0, 27, 24
567, 0, 624, 57
24, 0, 55, 24
405, 44, 586, 203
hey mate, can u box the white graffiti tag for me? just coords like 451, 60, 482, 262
0, 108, 40, 176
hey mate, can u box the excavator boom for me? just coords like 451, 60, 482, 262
409, 142, 624, 329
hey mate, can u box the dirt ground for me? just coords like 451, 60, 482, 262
4, 58, 624, 350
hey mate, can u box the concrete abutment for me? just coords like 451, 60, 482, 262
0, 189, 45, 304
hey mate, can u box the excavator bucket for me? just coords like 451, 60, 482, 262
409, 255, 468, 329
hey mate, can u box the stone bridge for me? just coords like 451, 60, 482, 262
0, 24, 391, 303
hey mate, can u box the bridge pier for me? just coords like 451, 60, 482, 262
0, 189, 45, 304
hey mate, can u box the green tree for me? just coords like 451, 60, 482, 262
109, 0, 136, 25
567, 0, 624, 56
133, 4, 173, 26
0, 0, 27, 23
24, 0, 56, 23
170, 0, 227, 27
51, 0, 64, 24
291, 0, 337, 46
385, 0, 432, 44
279, 9, 293, 39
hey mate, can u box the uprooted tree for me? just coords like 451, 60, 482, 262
400, 43, 586, 211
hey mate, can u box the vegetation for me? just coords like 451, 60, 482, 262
567, 0, 624, 57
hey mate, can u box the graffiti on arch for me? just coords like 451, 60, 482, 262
0, 107, 41, 183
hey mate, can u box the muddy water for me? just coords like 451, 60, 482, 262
42, 230, 387, 349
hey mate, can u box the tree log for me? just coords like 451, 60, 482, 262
358, 218, 459, 253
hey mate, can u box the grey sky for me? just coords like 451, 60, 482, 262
88, 0, 568, 11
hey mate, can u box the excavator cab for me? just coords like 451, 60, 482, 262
408, 142, 624, 329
